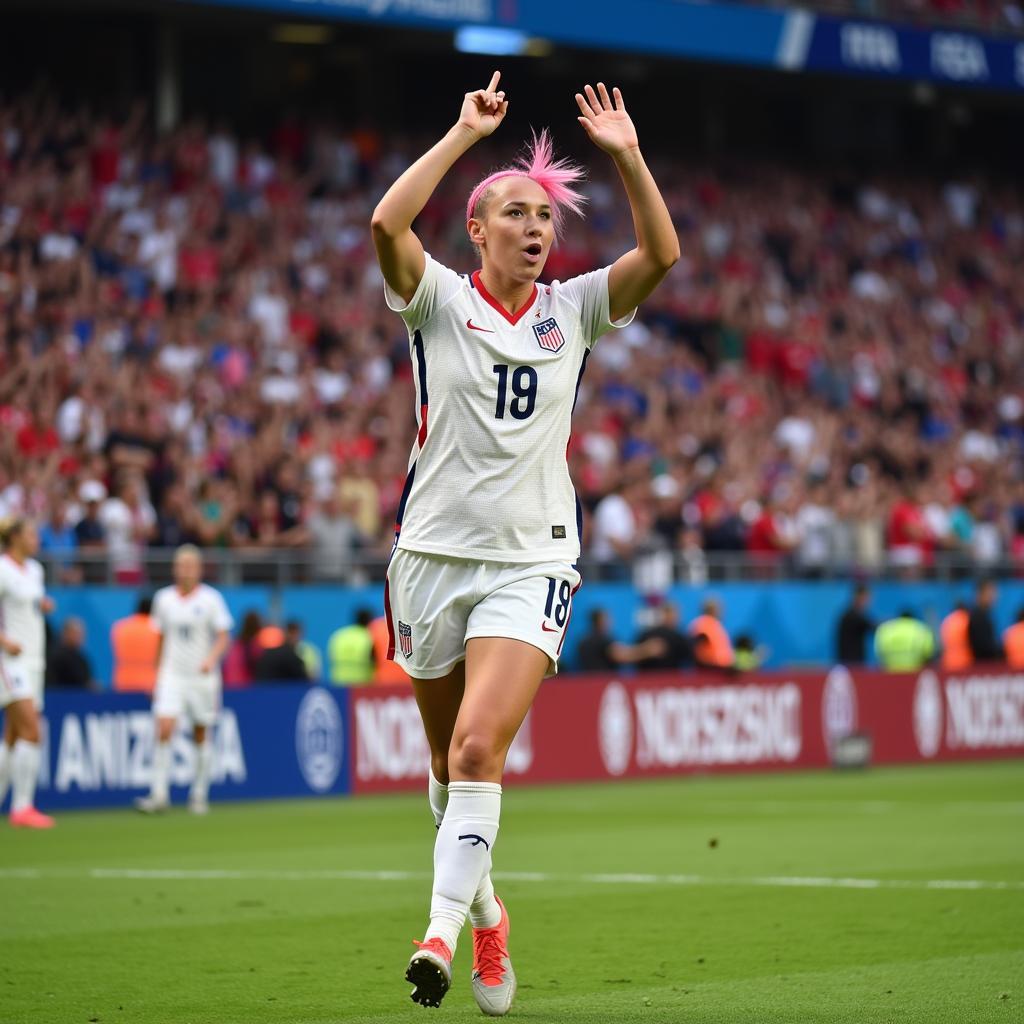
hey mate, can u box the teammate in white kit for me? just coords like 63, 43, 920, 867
372, 72, 678, 1013
0, 519, 56, 829
135, 545, 233, 815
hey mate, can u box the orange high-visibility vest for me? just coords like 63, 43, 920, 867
689, 614, 734, 668
370, 616, 411, 684
940, 609, 972, 671
111, 614, 160, 692
1004, 623, 1024, 669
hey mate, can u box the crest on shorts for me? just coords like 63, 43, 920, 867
398, 621, 413, 659
533, 317, 565, 353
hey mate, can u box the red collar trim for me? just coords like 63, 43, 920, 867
471, 271, 538, 326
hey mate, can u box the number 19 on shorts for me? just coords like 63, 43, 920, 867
544, 577, 571, 628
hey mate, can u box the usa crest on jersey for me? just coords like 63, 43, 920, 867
398, 621, 413, 658
533, 317, 565, 353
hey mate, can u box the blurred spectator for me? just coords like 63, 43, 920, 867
100, 473, 156, 585
74, 483, 107, 551
734, 634, 767, 671
47, 618, 97, 690
635, 601, 694, 671
289, 619, 322, 681
874, 609, 935, 671
689, 597, 735, 669
253, 624, 310, 682
575, 608, 665, 671
940, 601, 972, 671
110, 595, 160, 692
307, 494, 361, 581
369, 613, 411, 684
223, 610, 263, 688
967, 579, 1004, 663
1003, 607, 1024, 669
835, 583, 875, 665
328, 608, 375, 685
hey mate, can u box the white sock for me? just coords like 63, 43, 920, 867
11, 739, 40, 813
150, 740, 170, 803
425, 781, 501, 955
191, 740, 212, 804
428, 770, 501, 930
0, 742, 11, 808
428, 768, 447, 828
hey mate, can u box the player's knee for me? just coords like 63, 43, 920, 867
157, 720, 176, 743
449, 733, 500, 780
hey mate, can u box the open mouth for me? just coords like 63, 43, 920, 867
523, 243, 543, 261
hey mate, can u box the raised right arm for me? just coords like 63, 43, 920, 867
371, 71, 507, 304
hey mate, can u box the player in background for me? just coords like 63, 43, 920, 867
135, 545, 233, 815
372, 72, 678, 1013
0, 519, 56, 828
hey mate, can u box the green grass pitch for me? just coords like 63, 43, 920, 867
2, 761, 1022, 1023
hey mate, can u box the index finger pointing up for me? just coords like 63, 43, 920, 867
487, 70, 501, 92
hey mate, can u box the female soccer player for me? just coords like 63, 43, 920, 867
0, 519, 56, 828
372, 72, 678, 1014
135, 545, 233, 815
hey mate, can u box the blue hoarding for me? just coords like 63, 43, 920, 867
173, 0, 1024, 91
35, 684, 350, 810
802, 15, 1024, 91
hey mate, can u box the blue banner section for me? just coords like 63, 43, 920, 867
173, 0, 1024, 90
35, 685, 349, 810
50, 579, 1024, 685
174, 0, 788, 68
801, 14, 1024, 91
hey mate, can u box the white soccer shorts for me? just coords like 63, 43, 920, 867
385, 549, 581, 680
153, 670, 221, 726
0, 658, 43, 711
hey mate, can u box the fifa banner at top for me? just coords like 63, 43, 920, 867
36, 668, 1023, 808
181, 0, 1024, 92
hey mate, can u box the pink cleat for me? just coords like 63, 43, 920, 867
9, 807, 56, 829
406, 936, 453, 1008
471, 896, 516, 1016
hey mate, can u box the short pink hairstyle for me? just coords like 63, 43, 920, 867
466, 129, 586, 238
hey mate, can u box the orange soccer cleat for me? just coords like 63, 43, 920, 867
471, 896, 516, 1017
406, 936, 453, 1008
9, 807, 56, 829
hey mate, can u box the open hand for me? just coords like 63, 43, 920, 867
457, 71, 508, 139
575, 83, 638, 156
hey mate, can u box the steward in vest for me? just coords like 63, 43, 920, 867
1003, 607, 1024, 669
689, 597, 734, 669
328, 608, 375, 685
940, 603, 971, 671
874, 609, 935, 671
111, 596, 160, 692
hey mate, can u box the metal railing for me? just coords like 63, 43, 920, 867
37, 547, 1023, 588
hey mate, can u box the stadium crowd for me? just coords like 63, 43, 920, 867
1, 92, 1024, 584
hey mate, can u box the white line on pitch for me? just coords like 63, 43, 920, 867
0, 867, 1020, 892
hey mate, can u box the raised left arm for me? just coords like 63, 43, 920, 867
576, 83, 679, 323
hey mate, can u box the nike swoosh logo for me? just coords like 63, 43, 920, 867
459, 833, 490, 849
466, 319, 494, 333
541, 623, 560, 633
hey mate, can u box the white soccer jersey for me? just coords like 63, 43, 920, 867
0, 554, 46, 667
386, 255, 634, 562
152, 583, 233, 678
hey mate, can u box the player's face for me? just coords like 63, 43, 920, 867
13, 522, 38, 557
174, 552, 202, 591
472, 177, 554, 284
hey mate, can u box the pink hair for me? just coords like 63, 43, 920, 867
466, 129, 586, 238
